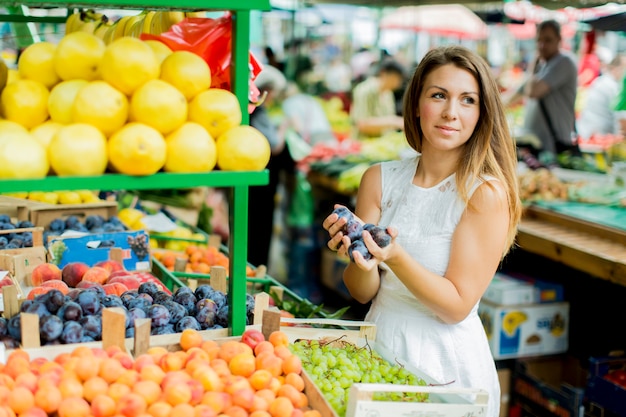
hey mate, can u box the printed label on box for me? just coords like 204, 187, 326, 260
49, 230, 150, 271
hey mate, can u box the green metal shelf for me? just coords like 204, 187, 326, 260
0, 0, 270, 11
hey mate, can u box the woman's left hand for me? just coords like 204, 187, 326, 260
351, 226, 400, 271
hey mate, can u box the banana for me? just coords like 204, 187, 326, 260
94, 20, 112, 39
78, 19, 98, 34
103, 21, 118, 44
150, 11, 164, 35
185, 11, 206, 18
167, 11, 185, 25
142, 11, 156, 34
112, 15, 132, 41
65, 12, 81, 34
124, 13, 146, 37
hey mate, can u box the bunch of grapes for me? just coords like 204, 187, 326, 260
127, 234, 149, 261
291, 338, 428, 416
49, 241, 68, 265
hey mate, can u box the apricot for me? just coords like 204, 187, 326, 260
170, 403, 194, 417
163, 383, 192, 406
223, 375, 252, 396
58, 397, 91, 417
117, 393, 148, 417
133, 380, 162, 406
192, 365, 223, 392
114, 351, 135, 370
218, 341, 252, 363
4, 355, 29, 380
249, 412, 271, 417
281, 356, 302, 375
92, 394, 117, 417
59, 376, 84, 399
33, 385, 63, 414
160, 352, 185, 373
268, 397, 293, 417
277, 384, 301, 408
253, 342, 274, 356
210, 358, 231, 378
250, 395, 270, 412
8, 386, 35, 414
14, 372, 38, 393
255, 389, 276, 405
30, 263, 62, 286
268, 331, 289, 348
83, 376, 109, 402
99, 358, 126, 384
187, 379, 204, 406
201, 392, 231, 414
222, 405, 247, 417
194, 404, 218, 417
16, 407, 46, 417
229, 353, 256, 378
249, 369, 273, 391
139, 364, 166, 385
117, 369, 141, 387
255, 353, 282, 378
108, 382, 132, 402
231, 387, 255, 410
75, 355, 101, 381
146, 401, 172, 417
180, 329, 203, 351
284, 373, 305, 392
302, 411, 321, 417
273, 346, 292, 361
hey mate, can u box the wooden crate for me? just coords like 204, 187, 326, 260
0, 195, 49, 222
28, 201, 118, 229
0, 227, 46, 287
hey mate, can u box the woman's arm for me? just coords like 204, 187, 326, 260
361, 180, 510, 323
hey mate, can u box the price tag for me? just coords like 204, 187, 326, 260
141, 212, 178, 233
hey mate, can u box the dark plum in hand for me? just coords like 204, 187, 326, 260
345, 220, 363, 242
147, 304, 171, 327
175, 316, 201, 332
80, 315, 102, 340
0, 318, 6, 338
138, 282, 160, 298
363, 224, 392, 248
163, 300, 186, 324
61, 321, 84, 344
7, 315, 21, 340
57, 301, 83, 322
77, 290, 102, 315
40, 315, 63, 343
44, 290, 65, 313
348, 239, 372, 262
195, 285, 215, 301
332, 207, 353, 223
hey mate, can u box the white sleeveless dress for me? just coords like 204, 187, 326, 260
365, 155, 500, 417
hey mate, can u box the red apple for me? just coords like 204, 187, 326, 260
241, 329, 264, 350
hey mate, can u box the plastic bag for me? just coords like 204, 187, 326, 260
141, 13, 262, 103
287, 171, 314, 229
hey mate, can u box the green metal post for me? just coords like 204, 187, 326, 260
7, 5, 41, 50
232, 9, 250, 125
229, 185, 249, 335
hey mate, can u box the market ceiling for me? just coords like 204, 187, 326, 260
304, 0, 624, 10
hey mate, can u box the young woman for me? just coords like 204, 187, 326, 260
323, 45, 522, 416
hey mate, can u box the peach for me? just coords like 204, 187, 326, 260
95, 260, 125, 275
61, 262, 89, 288
108, 275, 141, 290
103, 282, 129, 296
76, 280, 104, 290
40, 280, 70, 295
30, 263, 62, 286
82, 267, 110, 285
27, 286, 54, 300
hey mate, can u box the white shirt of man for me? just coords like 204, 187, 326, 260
577, 72, 620, 140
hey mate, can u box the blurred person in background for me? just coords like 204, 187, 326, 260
505, 19, 578, 167
351, 59, 406, 138
577, 54, 626, 141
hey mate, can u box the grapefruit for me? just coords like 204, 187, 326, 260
100, 37, 159, 95
129, 79, 187, 135
0, 131, 49, 179
188, 88, 242, 138
31, 121, 64, 149
48, 79, 89, 124
18, 41, 60, 88
159, 51, 211, 101
1, 79, 49, 129
54, 32, 106, 81
48, 123, 108, 176
164, 122, 217, 173
144, 40, 172, 65
71, 80, 129, 137
108, 123, 166, 176
216, 125, 270, 171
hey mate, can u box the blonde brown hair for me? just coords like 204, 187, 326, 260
403, 45, 521, 253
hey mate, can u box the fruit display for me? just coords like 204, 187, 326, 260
0, 29, 271, 179
291, 338, 428, 417
332, 207, 391, 262
0, 328, 323, 417
2, 190, 103, 205
0, 216, 35, 249
518, 168, 569, 203
153, 245, 256, 277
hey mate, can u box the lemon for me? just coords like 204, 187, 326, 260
0, 120, 29, 141
100, 37, 159, 96
118, 207, 144, 229
48, 123, 108, 176
7, 69, 19, 85
1, 79, 49, 129
54, 32, 106, 81
18, 41, 60, 89
188, 88, 242, 138
164, 122, 216, 173
160, 50, 211, 101
72, 80, 129, 137
129, 79, 187, 135
144, 40, 172, 65
48, 79, 89, 124
41, 192, 59, 204
31, 121, 64, 149
0, 131, 49, 179
58, 191, 82, 204
108, 122, 166, 176
3, 192, 28, 199
77, 190, 99, 203
28, 191, 45, 201
216, 125, 270, 171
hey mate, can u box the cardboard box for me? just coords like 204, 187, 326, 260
505, 272, 565, 303
478, 300, 569, 359
0, 195, 46, 222
512, 356, 586, 417
585, 356, 626, 417
320, 247, 350, 299
483, 273, 535, 305
498, 367, 512, 417
49, 230, 151, 271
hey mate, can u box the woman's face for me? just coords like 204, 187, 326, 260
417, 64, 480, 153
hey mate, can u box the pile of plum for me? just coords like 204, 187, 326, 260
0, 215, 35, 249
0, 283, 255, 348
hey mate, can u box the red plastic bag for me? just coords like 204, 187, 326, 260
141, 13, 262, 106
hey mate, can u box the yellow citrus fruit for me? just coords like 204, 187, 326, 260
18, 41, 61, 89
48, 79, 89, 124
7, 68, 19, 85
54, 32, 106, 81
144, 40, 172, 65
164, 122, 216, 173
0, 131, 49, 179
159, 51, 211, 101
1, 79, 49, 129
188, 88, 242, 138
0, 120, 29, 141
58, 191, 81, 204
108, 123, 166, 176
48, 123, 108, 176
31, 121, 64, 149
72, 80, 129, 137
129, 79, 187, 135
100, 37, 159, 96
216, 125, 270, 171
